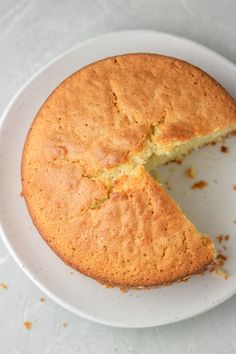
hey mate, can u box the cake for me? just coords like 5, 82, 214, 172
22, 54, 236, 288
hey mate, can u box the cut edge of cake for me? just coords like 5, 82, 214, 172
98, 123, 236, 185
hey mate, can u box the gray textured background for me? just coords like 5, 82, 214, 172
0, 1, 236, 353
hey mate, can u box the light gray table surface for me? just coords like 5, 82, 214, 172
1, 1, 236, 353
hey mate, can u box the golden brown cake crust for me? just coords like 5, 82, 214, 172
22, 53, 236, 287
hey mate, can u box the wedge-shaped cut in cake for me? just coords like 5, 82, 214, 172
22, 54, 236, 287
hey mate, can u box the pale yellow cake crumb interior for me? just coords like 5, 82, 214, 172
99, 125, 236, 184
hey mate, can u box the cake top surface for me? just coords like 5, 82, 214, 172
24, 53, 236, 175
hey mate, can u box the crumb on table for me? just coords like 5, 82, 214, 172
191, 180, 208, 189
62, 322, 67, 328
40, 297, 46, 303
24, 321, 32, 330
0, 283, 8, 289
233, 184, 236, 191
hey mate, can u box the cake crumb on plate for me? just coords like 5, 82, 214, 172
221, 145, 229, 153
216, 234, 230, 244
120, 287, 128, 293
192, 180, 208, 189
175, 158, 182, 165
164, 181, 172, 190
211, 252, 229, 280
208, 141, 217, 146
187, 166, 197, 179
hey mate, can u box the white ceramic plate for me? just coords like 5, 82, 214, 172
1, 30, 236, 328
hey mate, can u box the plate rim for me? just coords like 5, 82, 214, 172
1, 29, 236, 328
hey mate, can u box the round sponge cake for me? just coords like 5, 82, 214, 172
22, 54, 236, 287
